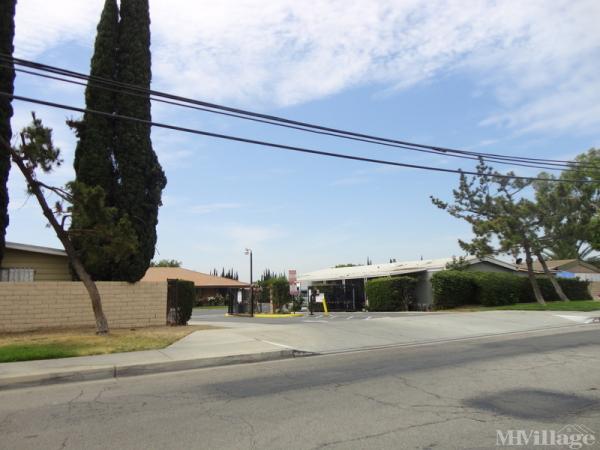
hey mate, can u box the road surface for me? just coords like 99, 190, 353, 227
1, 327, 599, 449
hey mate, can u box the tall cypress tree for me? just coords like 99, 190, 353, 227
114, 0, 166, 282
72, 0, 118, 197
0, 0, 16, 264
70, 0, 120, 280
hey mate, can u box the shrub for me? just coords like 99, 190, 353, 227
365, 276, 417, 311
474, 272, 521, 306
520, 277, 591, 302
431, 271, 478, 309
270, 277, 291, 312
433, 271, 592, 309
558, 278, 592, 300
168, 279, 195, 325
290, 294, 304, 312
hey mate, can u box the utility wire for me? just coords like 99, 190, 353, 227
2, 54, 598, 171
2, 91, 598, 184
4, 63, 587, 174
8, 54, 600, 170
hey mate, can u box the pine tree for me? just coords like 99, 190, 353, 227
70, 0, 120, 280
0, 0, 16, 264
113, 0, 166, 281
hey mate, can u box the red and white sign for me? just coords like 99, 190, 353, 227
288, 269, 298, 295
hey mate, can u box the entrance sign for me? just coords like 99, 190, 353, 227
289, 269, 297, 295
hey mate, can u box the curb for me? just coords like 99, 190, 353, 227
2, 321, 596, 391
0, 349, 313, 391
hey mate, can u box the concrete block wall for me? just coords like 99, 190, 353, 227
0, 282, 167, 332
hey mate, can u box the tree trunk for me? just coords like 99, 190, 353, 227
535, 251, 569, 301
2, 138, 110, 334
524, 245, 545, 305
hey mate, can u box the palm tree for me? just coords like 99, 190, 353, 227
543, 240, 594, 260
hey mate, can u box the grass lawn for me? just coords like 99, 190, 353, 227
453, 300, 600, 312
0, 325, 218, 363
193, 305, 227, 310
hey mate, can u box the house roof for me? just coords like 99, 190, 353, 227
297, 256, 517, 282
141, 267, 249, 288
5, 241, 67, 257
519, 259, 600, 273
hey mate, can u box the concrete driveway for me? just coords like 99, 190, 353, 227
190, 310, 600, 354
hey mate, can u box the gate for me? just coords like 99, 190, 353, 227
228, 287, 254, 316
311, 281, 365, 312
166, 278, 180, 325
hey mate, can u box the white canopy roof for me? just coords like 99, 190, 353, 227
297, 256, 516, 282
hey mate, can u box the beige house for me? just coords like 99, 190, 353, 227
1, 242, 70, 281
521, 259, 600, 275
141, 267, 249, 302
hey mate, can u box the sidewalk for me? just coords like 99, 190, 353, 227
0, 329, 310, 390
1, 310, 598, 391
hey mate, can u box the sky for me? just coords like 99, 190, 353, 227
6, 0, 600, 281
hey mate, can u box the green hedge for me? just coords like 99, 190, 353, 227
169, 279, 195, 325
431, 271, 479, 309
474, 272, 522, 306
520, 277, 592, 302
365, 276, 417, 311
432, 271, 591, 309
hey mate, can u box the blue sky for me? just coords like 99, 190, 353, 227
6, 0, 600, 281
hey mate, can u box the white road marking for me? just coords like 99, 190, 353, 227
365, 316, 372, 320
554, 314, 593, 324
346, 316, 354, 320
303, 320, 329, 323
259, 339, 296, 349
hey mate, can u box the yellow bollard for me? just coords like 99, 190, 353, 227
322, 294, 329, 316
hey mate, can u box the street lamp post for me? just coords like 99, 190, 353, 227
244, 248, 253, 317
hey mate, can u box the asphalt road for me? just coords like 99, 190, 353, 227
1, 328, 599, 449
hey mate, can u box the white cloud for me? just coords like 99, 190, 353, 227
14, 1, 100, 57
13, 0, 600, 135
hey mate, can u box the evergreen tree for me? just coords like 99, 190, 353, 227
70, 0, 121, 280
113, 0, 166, 281
71, 0, 118, 198
0, 0, 16, 264
431, 159, 552, 304
150, 259, 181, 267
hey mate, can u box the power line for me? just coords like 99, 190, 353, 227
8, 54, 600, 171
2, 54, 598, 171
4, 63, 587, 174
2, 91, 597, 184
